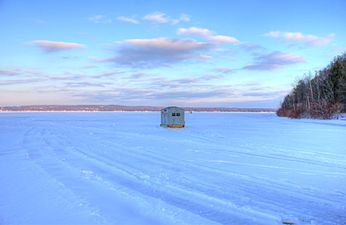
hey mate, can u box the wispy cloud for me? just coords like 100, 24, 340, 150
0, 67, 43, 77
88, 15, 112, 24
177, 14, 190, 23
96, 38, 212, 67
91, 71, 124, 79
213, 67, 234, 74
129, 72, 147, 79
73, 81, 283, 106
2, 65, 283, 106
64, 81, 110, 88
90, 12, 189, 25
32, 40, 86, 52
177, 27, 238, 43
243, 51, 305, 70
0, 68, 47, 86
164, 74, 223, 85
116, 16, 139, 24
201, 74, 224, 80
143, 12, 168, 23
243, 64, 282, 71
143, 12, 190, 24
208, 35, 238, 43
0, 69, 21, 76
149, 89, 230, 100
239, 43, 265, 52
178, 27, 211, 36
0, 78, 43, 86
264, 31, 334, 47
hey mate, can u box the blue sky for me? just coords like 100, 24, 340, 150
0, 0, 345, 107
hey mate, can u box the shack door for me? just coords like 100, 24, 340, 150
171, 112, 177, 124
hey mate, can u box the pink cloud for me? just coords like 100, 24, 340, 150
260, 51, 305, 64
143, 12, 190, 24
124, 38, 209, 51
177, 27, 238, 43
265, 31, 334, 46
32, 40, 86, 52
244, 51, 305, 70
208, 35, 238, 43
243, 64, 282, 70
95, 38, 212, 67
177, 27, 212, 36
0, 69, 21, 76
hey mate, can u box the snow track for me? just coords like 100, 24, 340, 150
0, 112, 345, 225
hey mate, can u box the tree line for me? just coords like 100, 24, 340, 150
277, 53, 346, 119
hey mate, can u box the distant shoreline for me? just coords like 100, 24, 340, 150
0, 111, 275, 113
0, 105, 275, 113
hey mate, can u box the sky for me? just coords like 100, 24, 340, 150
0, 0, 345, 108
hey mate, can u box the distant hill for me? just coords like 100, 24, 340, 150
277, 53, 346, 119
0, 105, 274, 112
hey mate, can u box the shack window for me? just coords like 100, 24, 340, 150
176, 113, 180, 116
172, 113, 176, 116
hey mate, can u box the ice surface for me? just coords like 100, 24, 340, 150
0, 112, 345, 225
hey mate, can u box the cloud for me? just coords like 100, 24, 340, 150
243, 51, 305, 70
0, 79, 42, 86
0, 69, 21, 76
0, 68, 43, 77
89, 81, 280, 106
48, 75, 82, 81
89, 12, 188, 25
143, 12, 168, 23
2, 65, 282, 107
143, 12, 190, 24
264, 31, 334, 47
239, 43, 265, 52
214, 67, 234, 74
208, 35, 238, 43
91, 71, 124, 79
177, 14, 190, 23
242, 90, 286, 97
117, 16, 139, 24
200, 74, 224, 80
0, 68, 47, 86
74, 85, 277, 106
257, 51, 305, 64
32, 40, 86, 52
177, 27, 238, 43
99, 38, 212, 67
64, 81, 109, 88
88, 15, 112, 24
243, 64, 282, 70
129, 72, 146, 79
89, 56, 111, 62
177, 27, 211, 36
168, 74, 223, 85
149, 89, 230, 100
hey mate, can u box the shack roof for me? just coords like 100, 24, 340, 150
161, 106, 184, 111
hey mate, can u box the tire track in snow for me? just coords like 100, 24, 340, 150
35, 121, 346, 225
14, 114, 346, 225
28, 122, 274, 224
22, 124, 205, 225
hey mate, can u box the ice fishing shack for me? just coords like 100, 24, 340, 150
160, 106, 185, 128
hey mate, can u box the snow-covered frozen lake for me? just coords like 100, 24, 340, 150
0, 112, 345, 225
